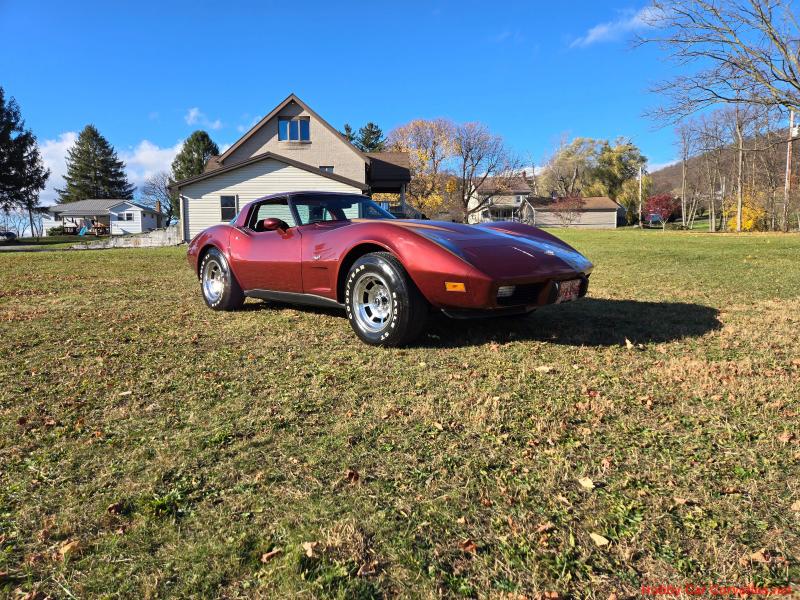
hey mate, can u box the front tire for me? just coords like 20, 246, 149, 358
199, 247, 244, 311
345, 252, 428, 346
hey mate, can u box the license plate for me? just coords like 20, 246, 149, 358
556, 279, 582, 303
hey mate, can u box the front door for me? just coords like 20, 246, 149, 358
228, 198, 302, 292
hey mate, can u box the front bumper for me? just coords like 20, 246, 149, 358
439, 274, 590, 317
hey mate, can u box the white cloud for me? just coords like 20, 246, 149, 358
570, 6, 658, 48
39, 131, 78, 205
37, 132, 182, 205
185, 106, 223, 130
185, 107, 201, 124
120, 140, 183, 191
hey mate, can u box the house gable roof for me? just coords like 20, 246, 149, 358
475, 176, 532, 196
50, 199, 163, 216
171, 151, 369, 192
216, 93, 368, 167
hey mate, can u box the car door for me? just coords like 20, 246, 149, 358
228, 197, 302, 292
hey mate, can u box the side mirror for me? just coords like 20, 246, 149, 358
261, 218, 289, 232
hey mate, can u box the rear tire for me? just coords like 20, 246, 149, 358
199, 247, 244, 311
345, 252, 428, 346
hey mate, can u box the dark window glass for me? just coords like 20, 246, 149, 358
220, 195, 237, 221
278, 117, 310, 141
291, 194, 394, 225
319, 165, 334, 173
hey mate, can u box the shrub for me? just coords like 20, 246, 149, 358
47, 225, 65, 236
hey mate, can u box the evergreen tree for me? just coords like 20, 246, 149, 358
356, 122, 385, 152
56, 125, 134, 202
0, 86, 49, 214
340, 123, 356, 144
171, 130, 220, 182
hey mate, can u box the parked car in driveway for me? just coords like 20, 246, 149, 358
0, 230, 17, 241
187, 192, 594, 346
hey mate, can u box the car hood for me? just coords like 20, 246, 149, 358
383, 219, 593, 280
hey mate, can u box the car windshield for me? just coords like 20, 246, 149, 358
291, 193, 395, 225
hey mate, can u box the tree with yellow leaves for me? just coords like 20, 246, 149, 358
386, 119, 455, 215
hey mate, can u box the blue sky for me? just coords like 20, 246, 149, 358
0, 0, 678, 204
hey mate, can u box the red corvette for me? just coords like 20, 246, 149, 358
187, 192, 593, 346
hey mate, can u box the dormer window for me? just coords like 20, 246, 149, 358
278, 117, 310, 141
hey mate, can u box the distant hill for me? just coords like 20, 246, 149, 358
650, 128, 794, 197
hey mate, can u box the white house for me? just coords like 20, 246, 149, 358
172, 93, 411, 242
44, 199, 164, 235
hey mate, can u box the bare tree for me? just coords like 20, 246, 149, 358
641, 0, 800, 121
449, 122, 521, 223
675, 123, 698, 226
140, 171, 175, 225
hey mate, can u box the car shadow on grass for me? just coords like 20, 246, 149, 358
421, 298, 721, 348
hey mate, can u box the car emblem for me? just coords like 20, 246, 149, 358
313, 254, 321, 260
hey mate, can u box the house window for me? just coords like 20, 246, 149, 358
278, 117, 310, 141
220, 196, 237, 221
118, 212, 133, 221
319, 165, 334, 173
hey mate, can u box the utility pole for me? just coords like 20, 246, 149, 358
783, 110, 795, 232
638, 165, 643, 228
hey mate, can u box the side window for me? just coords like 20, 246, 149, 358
249, 199, 294, 230
221, 196, 237, 221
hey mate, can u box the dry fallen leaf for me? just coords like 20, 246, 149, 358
459, 539, 478, 554
542, 591, 562, 599
625, 338, 635, 350
589, 532, 610, 547
577, 477, 595, 490
535, 365, 554, 374
740, 548, 769, 566
58, 539, 81, 559
106, 502, 124, 515
345, 469, 360, 484
536, 521, 555, 534
301, 541, 318, 558
118, 390, 132, 397
260, 548, 282, 563
791, 499, 800, 512
777, 431, 794, 443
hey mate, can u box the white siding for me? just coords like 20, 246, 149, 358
111, 204, 144, 235
533, 210, 618, 229
180, 158, 363, 240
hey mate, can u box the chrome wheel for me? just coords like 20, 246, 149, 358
202, 258, 225, 304
353, 272, 393, 333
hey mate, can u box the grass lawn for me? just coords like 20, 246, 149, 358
1, 230, 798, 598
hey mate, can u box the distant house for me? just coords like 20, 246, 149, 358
523, 196, 624, 229
43, 199, 164, 235
468, 176, 533, 223
172, 93, 411, 242
465, 174, 623, 228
